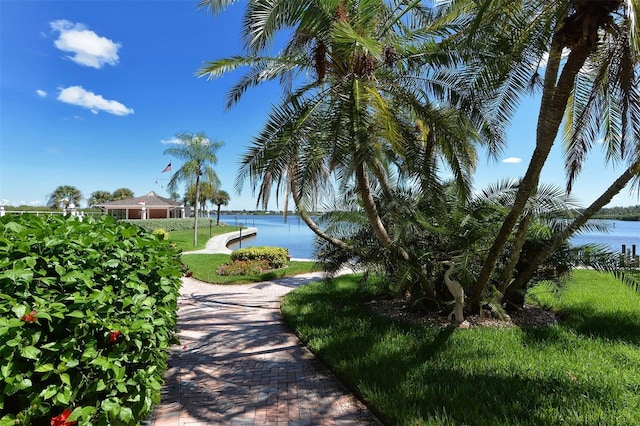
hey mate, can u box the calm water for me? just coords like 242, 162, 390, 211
570, 219, 640, 253
218, 214, 639, 259
220, 214, 317, 259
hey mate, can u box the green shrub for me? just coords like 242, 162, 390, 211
216, 259, 271, 276
0, 214, 182, 425
231, 246, 288, 269
123, 218, 214, 232
152, 228, 170, 241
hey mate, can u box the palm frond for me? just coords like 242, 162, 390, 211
197, 0, 242, 16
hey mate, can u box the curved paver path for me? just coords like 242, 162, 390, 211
149, 232, 381, 426
182, 228, 258, 255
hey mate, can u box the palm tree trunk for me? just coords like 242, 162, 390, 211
497, 211, 532, 295
355, 163, 437, 302
194, 174, 200, 246
355, 163, 407, 258
509, 159, 640, 292
470, 40, 593, 312
216, 204, 221, 225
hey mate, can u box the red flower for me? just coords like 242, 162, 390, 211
109, 330, 122, 343
51, 408, 76, 425
21, 310, 38, 323
185, 271, 193, 277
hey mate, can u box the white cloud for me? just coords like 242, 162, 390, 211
50, 19, 120, 69
36, 89, 47, 97
160, 136, 213, 145
502, 157, 523, 164
160, 137, 182, 145
57, 86, 134, 116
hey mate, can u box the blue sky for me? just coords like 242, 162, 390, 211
1, 0, 638, 211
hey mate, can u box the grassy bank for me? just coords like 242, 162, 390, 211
165, 226, 238, 251
281, 270, 640, 425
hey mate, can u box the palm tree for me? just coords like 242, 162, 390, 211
47, 185, 82, 209
198, 0, 498, 298
185, 181, 216, 216
211, 189, 230, 225
165, 132, 223, 246
437, 0, 640, 311
111, 188, 134, 201
87, 190, 112, 207
509, 157, 640, 296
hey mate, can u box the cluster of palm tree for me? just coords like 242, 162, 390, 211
48, 186, 136, 208
183, 183, 230, 224
86, 188, 135, 206
197, 0, 639, 314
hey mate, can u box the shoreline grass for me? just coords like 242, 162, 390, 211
281, 270, 640, 425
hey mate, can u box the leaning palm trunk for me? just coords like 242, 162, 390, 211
508, 159, 640, 295
289, 179, 351, 250
471, 38, 594, 312
355, 163, 438, 302
355, 164, 402, 254
497, 211, 532, 296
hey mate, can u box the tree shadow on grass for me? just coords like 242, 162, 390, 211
306, 315, 637, 425
282, 281, 640, 425
553, 304, 640, 345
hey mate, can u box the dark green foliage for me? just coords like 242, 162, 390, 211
316, 186, 500, 311
592, 205, 640, 221
122, 218, 219, 232
231, 246, 288, 269
0, 214, 182, 425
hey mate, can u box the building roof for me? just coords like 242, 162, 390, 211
95, 191, 182, 208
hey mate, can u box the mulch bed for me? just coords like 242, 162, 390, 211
366, 298, 558, 328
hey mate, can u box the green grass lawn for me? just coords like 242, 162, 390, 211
180, 253, 319, 284
281, 270, 640, 425
168, 226, 239, 252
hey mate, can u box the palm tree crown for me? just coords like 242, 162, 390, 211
211, 189, 230, 225
47, 185, 82, 208
198, 0, 497, 251
88, 190, 113, 207
165, 131, 224, 246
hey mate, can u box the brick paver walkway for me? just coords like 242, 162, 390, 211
149, 274, 382, 426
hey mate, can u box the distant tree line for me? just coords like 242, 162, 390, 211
592, 205, 640, 221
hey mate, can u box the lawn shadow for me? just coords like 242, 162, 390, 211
556, 304, 640, 345
281, 279, 640, 425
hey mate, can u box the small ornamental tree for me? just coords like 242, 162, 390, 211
0, 214, 183, 425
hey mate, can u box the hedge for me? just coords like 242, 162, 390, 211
0, 214, 183, 425
230, 246, 289, 269
122, 218, 220, 232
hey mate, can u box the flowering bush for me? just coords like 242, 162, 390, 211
230, 246, 288, 269
216, 259, 272, 276
152, 228, 170, 241
0, 214, 182, 425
